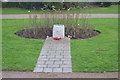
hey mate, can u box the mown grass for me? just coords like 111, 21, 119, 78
2, 18, 118, 72
71, 18, 118, 72
2, 19, 45, 71
0, 19, 2, 70
1, 5, 118, 14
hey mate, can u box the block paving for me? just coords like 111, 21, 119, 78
33, 37, 72, 72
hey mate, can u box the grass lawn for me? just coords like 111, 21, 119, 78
1, 5, 118, 14
71, 18, 118, 72
2, 19, 45, 71
2, 18, 118, 72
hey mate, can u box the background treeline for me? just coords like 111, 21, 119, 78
2, 2, 118, 10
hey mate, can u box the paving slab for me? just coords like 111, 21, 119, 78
2, 71, 118, 78
33, 37, 72, 72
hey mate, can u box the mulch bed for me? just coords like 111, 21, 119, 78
15, 27, 100, 39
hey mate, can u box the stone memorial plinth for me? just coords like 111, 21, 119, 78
53, 24, 65, 38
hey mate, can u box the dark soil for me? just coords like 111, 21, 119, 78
15, 27, 100, 39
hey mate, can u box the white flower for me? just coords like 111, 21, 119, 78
68, 35, 72, 38
28, 11, 31, 12
52, 6, 55, 8
67, 8, 71, 11
78, 24, 80, 26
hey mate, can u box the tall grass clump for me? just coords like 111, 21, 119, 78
28, 14, 94, 28
26, 8, 96, 38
